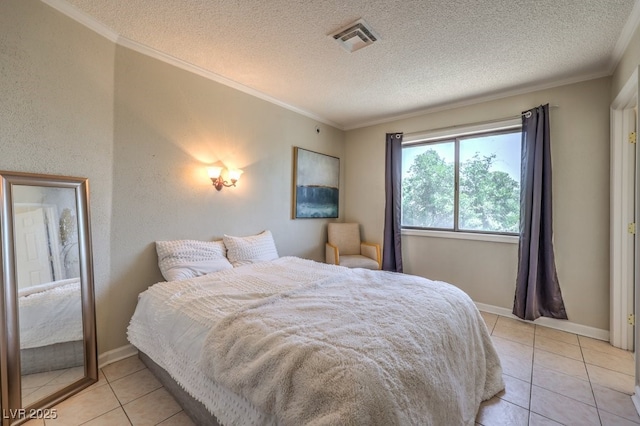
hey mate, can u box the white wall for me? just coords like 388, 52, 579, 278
344, 78, 612, 332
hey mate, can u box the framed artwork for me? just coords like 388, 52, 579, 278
292, 147, 340, 219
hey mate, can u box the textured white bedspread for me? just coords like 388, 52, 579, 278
128, 257, 503, 425
19, 278, 83, 349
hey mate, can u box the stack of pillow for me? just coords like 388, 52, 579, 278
155, 230, 279, 281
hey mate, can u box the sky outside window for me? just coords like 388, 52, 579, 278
402, 132, 521, 179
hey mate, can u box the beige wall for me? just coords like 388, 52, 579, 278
107, 46, 345, 351
344, 78, 612, 331
0, 0, 115, 352
2, 0, 345, 354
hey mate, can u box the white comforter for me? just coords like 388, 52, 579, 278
128, 257, 503, 425
19, 277, 83, 349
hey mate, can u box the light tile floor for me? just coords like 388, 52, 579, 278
23, 356, 194, 426
23, 366, 85, 407
477, 312, 638, 426
23, 312, 639, 425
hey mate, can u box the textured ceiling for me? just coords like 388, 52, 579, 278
60, 0, 639, 129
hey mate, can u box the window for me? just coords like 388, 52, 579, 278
402, 126, 522, 235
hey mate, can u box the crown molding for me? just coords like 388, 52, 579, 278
40, 0, 118, 43
39, 0, 343, 130
609, 0, 640, 74
344, 70, 611, 131
114, 36, 342, 129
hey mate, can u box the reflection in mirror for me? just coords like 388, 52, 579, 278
0, 171, 97, 425
12, 186, 85, 406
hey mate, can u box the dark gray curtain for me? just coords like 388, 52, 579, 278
513, 104, 567, 321
382, 133, 402, 272
383, 132, 403, 272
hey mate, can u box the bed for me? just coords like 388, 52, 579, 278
128, 243, 504, 425
19, 277, 84, 375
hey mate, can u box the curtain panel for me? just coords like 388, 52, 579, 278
513, 104, 567, 321
383, 133, 403, 272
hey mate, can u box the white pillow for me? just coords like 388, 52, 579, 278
223, 230, 279, 267
155, 239, 232, 281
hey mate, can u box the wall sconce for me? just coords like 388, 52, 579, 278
207, 166, 243, 191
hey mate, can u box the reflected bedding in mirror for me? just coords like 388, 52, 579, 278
18, 277, 82, 350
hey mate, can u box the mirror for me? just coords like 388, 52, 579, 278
0, 172, 97, 425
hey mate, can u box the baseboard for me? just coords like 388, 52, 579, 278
475, 302, 610, 342
98, 344, 138, 369
632, 386, 640, 417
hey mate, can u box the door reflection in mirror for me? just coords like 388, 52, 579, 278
13, 186, 80, 287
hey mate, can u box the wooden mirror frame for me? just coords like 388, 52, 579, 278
0, 171, 97, 425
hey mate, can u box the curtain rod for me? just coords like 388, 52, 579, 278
522, 104, 560, 119
402, 105, 559, 138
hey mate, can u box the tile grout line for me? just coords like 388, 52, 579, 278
54, 361, 185, 426
75, 366, 130, 426
105, 367, 184, 426
477, 316, 499, 426
528, 323, 536, 425
154, 411, 185, 426
579, 340, 604, 426
487, 316, 534, 424
498, 316, 585, 423
107, 377, 134, 426
531, 344, 634, 381
107, 372, 163, 425
532, 325, 603, 423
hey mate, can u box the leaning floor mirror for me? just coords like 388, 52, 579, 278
0, 171, 97, 425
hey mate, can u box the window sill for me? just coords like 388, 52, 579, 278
401, 228, 519, 244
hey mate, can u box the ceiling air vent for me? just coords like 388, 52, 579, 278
330, 19, 379, 53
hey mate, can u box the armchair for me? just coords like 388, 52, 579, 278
325, 223, 381, 270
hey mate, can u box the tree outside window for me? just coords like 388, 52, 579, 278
401, 130, 521, 234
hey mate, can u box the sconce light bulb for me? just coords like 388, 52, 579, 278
207, 166, 223, 179
228, 169, 243, 182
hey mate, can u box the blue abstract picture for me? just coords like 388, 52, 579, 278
293, 147, 339, 218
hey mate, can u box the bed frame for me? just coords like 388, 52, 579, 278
21, 340, 84, 375
139, 352, 221, 426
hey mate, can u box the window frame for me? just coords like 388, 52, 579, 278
401, 119, 522, 237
